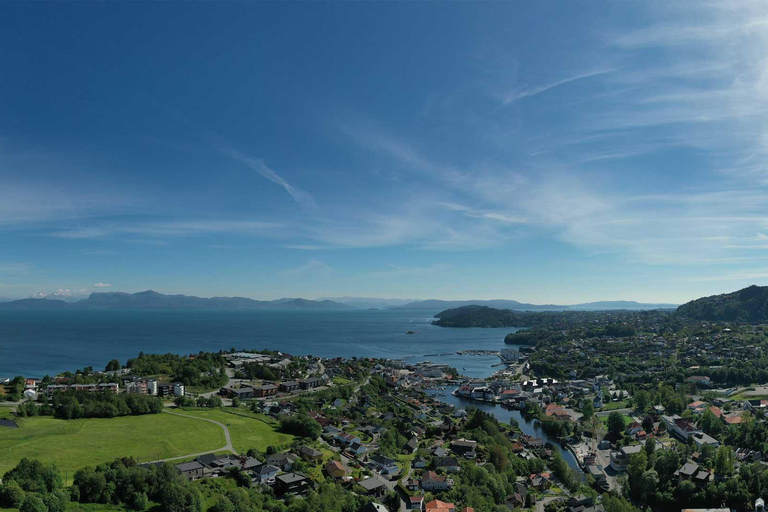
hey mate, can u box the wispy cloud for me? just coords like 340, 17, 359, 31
503, 70, 612, 105
93, 282, 111, 288
51, 227, 109, 239
217, 147, 316, 208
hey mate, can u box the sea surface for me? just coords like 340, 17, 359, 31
0, 308, 518, 378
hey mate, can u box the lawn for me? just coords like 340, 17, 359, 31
175, 408, 293, 453
0, 412, 225, 480
332, 377, 352, 385
603, 400, 629, 411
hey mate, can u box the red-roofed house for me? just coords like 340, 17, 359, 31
425, 500, 456, 512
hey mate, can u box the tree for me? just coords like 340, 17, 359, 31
127, 491, 148, 511
607, 412, 625, 440
0, 480, 26, 509
231, 397, 241, 408
627, 450, 648, 500
644, 437, 656, 457
489, 445, 509, 472
3, 458, 62, 494
105, 359, 121, 372
634, 390, 650, 412
20, 495, 46, 512
582, 400, 594, 421
642, 415, 654, 434
700, 409, 723, 436
639, 469, 659, 502
715, 445, 735, 476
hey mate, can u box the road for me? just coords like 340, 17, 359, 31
144, 409, 236, 464
596, 408, 633, 417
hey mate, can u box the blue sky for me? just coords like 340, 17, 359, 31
2, 1, 768, 304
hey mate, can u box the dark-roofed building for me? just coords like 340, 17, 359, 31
276, 472, 311, 495
299, 377, 323, 390
279, 381, 299, 393
358, 478, 388, 497
298, 446, 323, 461
267, 452, 298, 471
175, 461, 204, 480
254, 385, 278, 398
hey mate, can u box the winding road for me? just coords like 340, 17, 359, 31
145, 409, 236, 464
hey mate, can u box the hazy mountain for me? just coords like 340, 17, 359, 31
573, 300, 678, 310
0, 298, 70, 309
0, 290, 351, 310
393, 299, 567, 311
320, 296, 416, 309
677, 285, 768, 322
29, 289, 90, 302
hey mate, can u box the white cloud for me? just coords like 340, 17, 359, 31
93, 282, 111, 288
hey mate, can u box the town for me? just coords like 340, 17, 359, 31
4, 309, 768, 512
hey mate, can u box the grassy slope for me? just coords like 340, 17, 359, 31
176, 408, 293, 453
0, 412, 225, 478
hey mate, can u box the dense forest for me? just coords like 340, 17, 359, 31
676, 285, 768, 322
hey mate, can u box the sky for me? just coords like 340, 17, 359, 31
2, 1, 768, 304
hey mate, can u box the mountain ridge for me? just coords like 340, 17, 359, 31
0, 290, 352, 310
676, 285, 768, 322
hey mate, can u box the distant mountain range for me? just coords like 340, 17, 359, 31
0, 290, 351, 310
319, 296, 416, 309
0, 291, 679, 311
676, 285, 768, 322
574, 300, 678, 310
391, 299, 677, 311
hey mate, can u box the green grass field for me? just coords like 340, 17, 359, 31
0, 412, 225, 479
175, 408, 293, 453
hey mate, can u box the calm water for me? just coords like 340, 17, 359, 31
0, 309, 515, 378
437, 391, 581, 471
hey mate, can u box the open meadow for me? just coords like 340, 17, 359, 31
175, 407, 294, 453
0, 412, 225, 479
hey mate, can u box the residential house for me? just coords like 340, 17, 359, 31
298, 446, 323, 461
421, 471, 455, 491
425, 500, 456, 512
175, 461, 204, 481
275, 472, 311, 495
279, 381, 299, 393
674, 462, 713, 486
371, 454, 398, 475
267, 452, 298, 471
410, 496, 425, 511
450, 439, 478, 458
358, 478, 388, 498
348, 441, 368, 455
528, 473, 552, 491
325, 460, 348, 480
433, 456, 461, 472
299, 377, 323, 390
253, 464, 279, 485
662, 415, 700, 441
254, 385, 278, 398
610, 445, 643, 472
